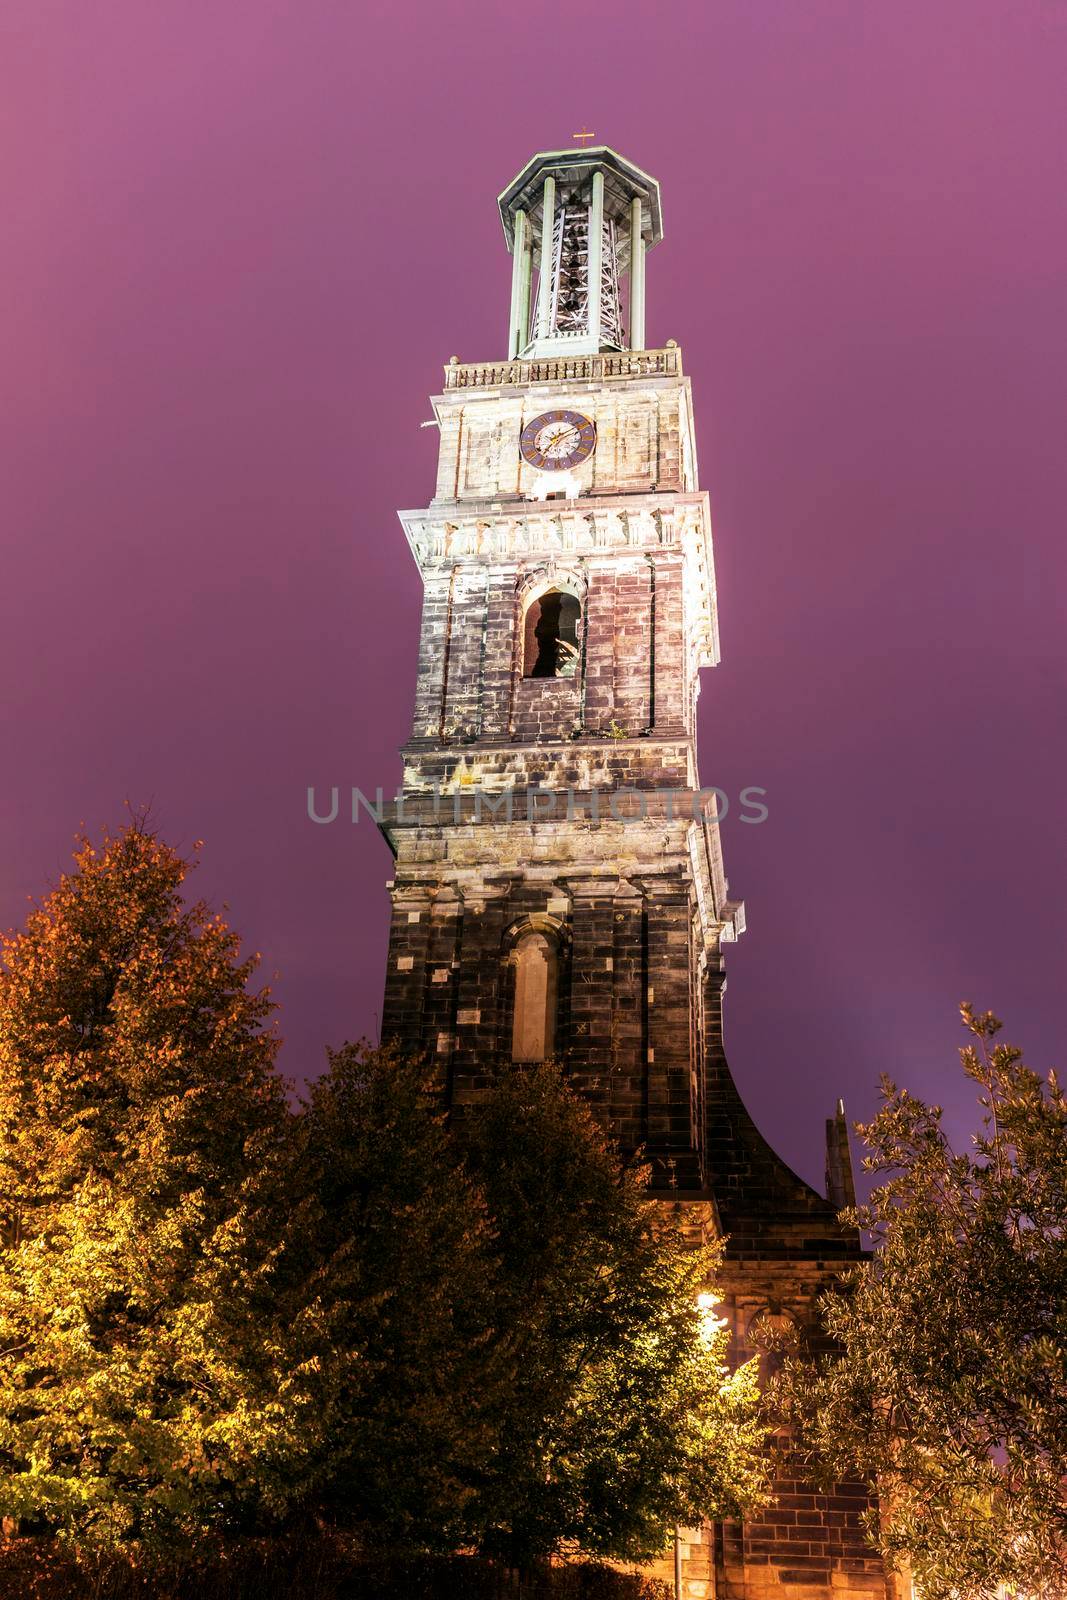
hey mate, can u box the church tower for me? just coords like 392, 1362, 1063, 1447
379, 146, 896, 1600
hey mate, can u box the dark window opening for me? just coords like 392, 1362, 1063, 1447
524, 590, 581, 679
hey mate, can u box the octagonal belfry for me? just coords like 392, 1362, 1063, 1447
497, 146, 663, 359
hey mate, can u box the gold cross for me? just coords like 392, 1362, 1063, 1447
572, 127, 596, 145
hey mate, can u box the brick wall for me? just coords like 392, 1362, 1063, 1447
382, 821, 714, 1182
403, 551, 692, 756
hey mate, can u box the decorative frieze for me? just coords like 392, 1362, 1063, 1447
441, 344, 682, 391
400, 492, 706, 565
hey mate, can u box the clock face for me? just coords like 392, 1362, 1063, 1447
519, 410, 596, 473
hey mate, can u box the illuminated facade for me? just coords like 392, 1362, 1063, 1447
379, 146, 897, 1600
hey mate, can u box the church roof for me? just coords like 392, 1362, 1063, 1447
497, 145, 664, 253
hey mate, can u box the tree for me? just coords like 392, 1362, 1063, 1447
0, 821, 769, 1566
0, 820, 292, 1549
279, 1052, 768, 1568
269, 1043, 502, 1550
460, 1062, 768, 1568
776, 1006, 1067, 1600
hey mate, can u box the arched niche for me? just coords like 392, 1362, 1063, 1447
504, 916, 568, 1063
746, 1303, 801, 1379
510, 931, 558, 1061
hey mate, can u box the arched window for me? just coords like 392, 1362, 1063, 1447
746, 1305, 800, 1381
511, 931, 559, 1062
523, 589, 582, 679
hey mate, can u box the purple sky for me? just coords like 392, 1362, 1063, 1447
3, 0, 1065, 1189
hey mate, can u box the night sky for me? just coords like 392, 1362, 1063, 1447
3, 0, 1065, 1191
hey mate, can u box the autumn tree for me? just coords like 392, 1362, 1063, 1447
0, 820, 292, 1548
776, 1006, 1067, 1600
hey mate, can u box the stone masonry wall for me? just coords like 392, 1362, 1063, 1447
405, 552, 692, 754
432, 378, 692, 504
699, 971, 892, 1599
381, 818, 711, 1178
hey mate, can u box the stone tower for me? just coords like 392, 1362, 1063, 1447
379, 146, 897, 1600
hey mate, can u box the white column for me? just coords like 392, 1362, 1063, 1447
587, 169, 604, 347
518, 233, 532, 354
536, 175, 556, 340
507, 207, 528, 358
629, 196, 645, 351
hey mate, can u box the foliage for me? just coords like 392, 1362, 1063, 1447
275, 1052, 768, 1566
0, 820, 291, 1547
0, 820, 768, 1568
267, 1044, 500, 1549
775, 1005, 1067, 1599
458, 1062, 767, 1565
0, 1538, 672, 1600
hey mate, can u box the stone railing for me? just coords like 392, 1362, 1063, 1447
442, 345, 681, 390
